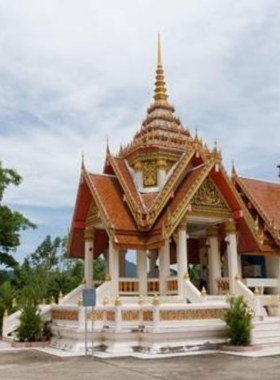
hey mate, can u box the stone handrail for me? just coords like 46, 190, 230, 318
235, 278, 257, 314
183, 278, 205, 303
96, 280, 112, 304
60, 283, 86, 305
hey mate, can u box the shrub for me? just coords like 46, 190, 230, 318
222, 295, 253, 346
17, 301, 43, 342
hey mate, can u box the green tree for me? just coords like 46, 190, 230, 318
0, 161, 35, 269
222, 295, 253, 346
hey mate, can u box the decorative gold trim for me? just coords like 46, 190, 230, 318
206, 225, 219, 237
191, 177, 229, 211
160, 308, 226, 321
225, 220, 236, 233
152, 294, 160, 306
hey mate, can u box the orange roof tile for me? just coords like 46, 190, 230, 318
110, 156, 143, 208
239, 177, 280, 230
88, 173, 138, 232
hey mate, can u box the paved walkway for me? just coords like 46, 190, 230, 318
1, 350, 280, 380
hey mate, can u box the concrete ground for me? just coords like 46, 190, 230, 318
1, 351, 280, 380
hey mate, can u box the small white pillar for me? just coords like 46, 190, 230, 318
157, 159, 167, 188
225, 221, 239, 295
159, 240, 170, 296
177, 217, 188, 297
266, 256, 280, 294
109, 241, 119, 297
134, 162, 143, 188
84, 229, 94, 288
137, 250, 147, 295
207, 226, 221, 295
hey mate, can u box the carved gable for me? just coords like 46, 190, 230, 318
86, 202, 102, 226
191, 177, 229, 211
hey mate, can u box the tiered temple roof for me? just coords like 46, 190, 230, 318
68, 36, 280, 259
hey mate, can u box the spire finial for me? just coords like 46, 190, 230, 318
154, 34, 168, 101
106, 136, 111, 157
157, 33, 162, 67
231, 160, 237, 179
81, 151, 85, 170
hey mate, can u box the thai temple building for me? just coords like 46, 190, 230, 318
3, 37, 280, 355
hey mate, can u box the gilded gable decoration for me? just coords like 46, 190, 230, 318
143, 161, 157, 187
86, 202, 102, 226
191, 177, 229, 210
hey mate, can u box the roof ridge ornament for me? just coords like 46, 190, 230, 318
154, 33, 168, 101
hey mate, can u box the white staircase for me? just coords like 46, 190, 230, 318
252, 317, 280, 346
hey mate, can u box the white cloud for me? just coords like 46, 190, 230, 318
0, 0, 280, 211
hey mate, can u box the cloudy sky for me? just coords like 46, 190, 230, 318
0, 0, 280, 262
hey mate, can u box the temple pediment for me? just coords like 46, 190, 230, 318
191, 177, 230, 213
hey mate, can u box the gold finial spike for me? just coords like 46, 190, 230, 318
154, 34, 168, 101
138, 294, 144, 306
152, 294, 160, 306
103, 297, 109, 305
114, 296, 122, 306
157, 33, 162, 67
201, 287, 207, 297
81, 151, 85, 170
231, 160, 237, 179
254, 287, 260, 296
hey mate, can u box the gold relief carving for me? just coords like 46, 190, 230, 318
84, 228, 95, 240
134, 161, 143, 170
106, 311, 115, 321
87, 310, 103, 321
206, 225, 219, 237
143, 160, 157, 187
157, 159, 167, 169
52, 310, 78, 321
159, 308, 226, 321
121, 310, 140, 321
143, 310, 153, 321
225, 220, 236, 233
178, 215, 187, 229
191, 178, 229, 210
162, 208, 174, 238
86, 202, 101, 226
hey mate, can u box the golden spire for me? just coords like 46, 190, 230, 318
154, 34, 168, 101
231, 160, 237, 179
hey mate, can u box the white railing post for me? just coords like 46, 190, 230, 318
114, 297, 122, 332
152, 295, 160, 332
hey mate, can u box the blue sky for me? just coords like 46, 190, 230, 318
0, 0, 280, 263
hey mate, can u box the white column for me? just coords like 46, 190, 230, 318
84, 229, 94, 288
134, 162, 143, 188
137, 250, 147, 295
119, 250, 126, 278
157, 159, 167, 188
225, 221, 239, 295
266, 256, 280, 294
207, 226, 221, 295
177, 217, 188, 297
159, 240, 170, 295
109, 240, 119, 297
